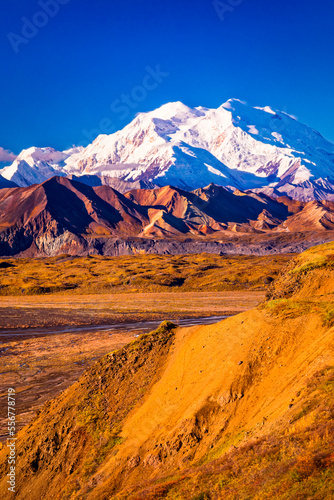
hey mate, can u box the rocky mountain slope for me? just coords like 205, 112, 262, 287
1, 177, 334, 257
1, 242, 333, 499
0, 176, 150, 256
1, 99, 334, 200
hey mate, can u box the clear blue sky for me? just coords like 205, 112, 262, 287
1, 0, 333, 156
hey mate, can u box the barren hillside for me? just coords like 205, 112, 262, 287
1, 243, 334, 499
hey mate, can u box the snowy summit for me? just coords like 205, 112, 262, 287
1, 99, 334, 201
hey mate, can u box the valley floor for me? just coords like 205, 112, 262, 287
0, 291, 264, 330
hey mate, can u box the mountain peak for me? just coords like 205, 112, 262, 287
221, 97, 247, 108
16, 146, 70, 165
222, 98, 276, 115
145, 100, 205, 121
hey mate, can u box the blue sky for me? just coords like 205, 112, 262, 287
0, 0, 333, 158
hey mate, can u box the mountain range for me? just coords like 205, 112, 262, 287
1, 176, 334, 257
1, 99, 334, 201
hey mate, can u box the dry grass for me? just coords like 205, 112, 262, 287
0, 253, 292, 296
289, 241, 334, 275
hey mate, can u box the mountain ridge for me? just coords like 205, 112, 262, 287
1, 99, 334, 200
1, 176, 334, 257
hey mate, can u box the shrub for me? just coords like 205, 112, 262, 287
192, 493, 211, 500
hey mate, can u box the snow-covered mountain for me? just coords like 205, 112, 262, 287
1, 99, 334, 200
0, 146, 83, 187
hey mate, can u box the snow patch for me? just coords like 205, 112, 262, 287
204, 163, 227, 178
255, 105, 276, 115
271, 132, 284, 143
247, 125, 259, 135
